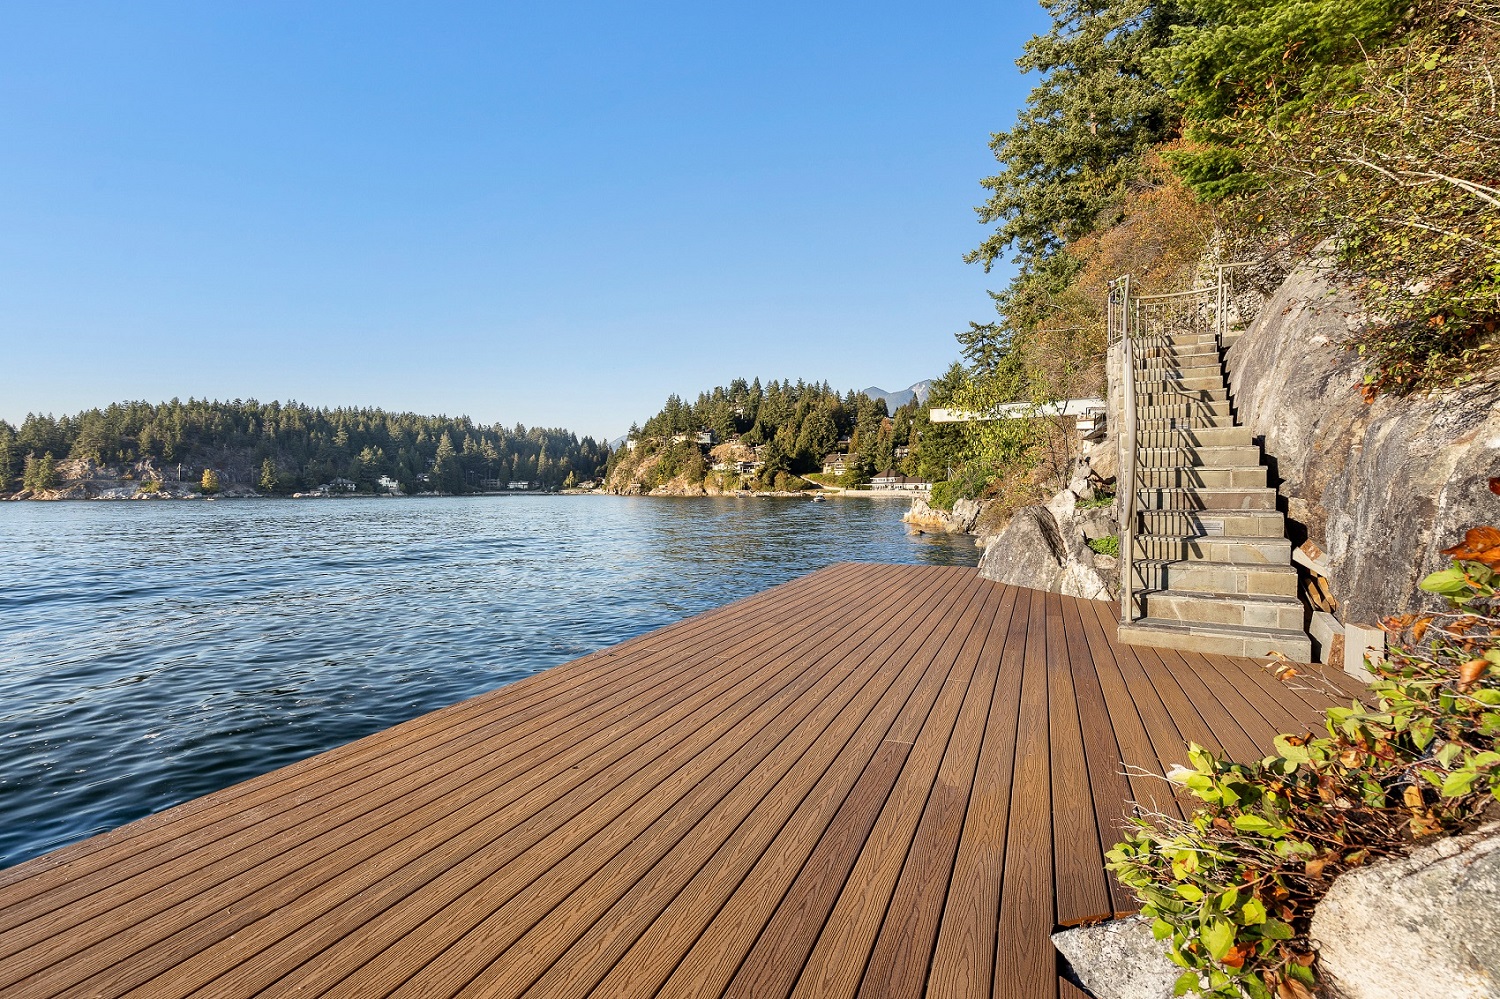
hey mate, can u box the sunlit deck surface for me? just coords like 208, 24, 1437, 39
0, 563, 1363, 999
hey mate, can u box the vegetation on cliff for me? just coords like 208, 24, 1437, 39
0, 399, 608, 496
946, 0, 1498, 502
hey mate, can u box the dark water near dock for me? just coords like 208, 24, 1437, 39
0, 495, 975, 869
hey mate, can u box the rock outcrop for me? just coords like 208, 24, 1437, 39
903, 498, 984, 534
1310, 821, 1500, 999
972, 433, 1120, 600
1226, 261, 1500, 623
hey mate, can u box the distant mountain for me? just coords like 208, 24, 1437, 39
861, 380, 933, 412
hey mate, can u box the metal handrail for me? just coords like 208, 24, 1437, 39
1107, 262, 1257, 626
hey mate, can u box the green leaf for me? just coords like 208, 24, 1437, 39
1177, 883, 1205, 903
1288, 961, 1317, 986
1239, 898, 1268, 925
1442, 770, 1478, 797
1202, 918, 1236, 961
1273, 734, 1310, 764
1173, 970, 1200, 996
1260, 919, 1294, 940
1153, 918, 1176, 941
1419, 567, 1470, 596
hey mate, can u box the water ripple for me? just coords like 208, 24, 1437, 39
0, 495, 975, 868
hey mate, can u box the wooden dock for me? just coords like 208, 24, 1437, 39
0, 563, 1361, 999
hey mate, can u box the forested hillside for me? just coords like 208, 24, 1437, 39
0, 399, 609, 495
947, 0, 1496, 500
604, 376, 969, 493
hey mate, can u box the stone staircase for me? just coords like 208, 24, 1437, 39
1116, 327, 1314, 661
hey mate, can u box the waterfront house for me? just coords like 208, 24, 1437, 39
822, 453, 849, 476
871, 469, 929, 490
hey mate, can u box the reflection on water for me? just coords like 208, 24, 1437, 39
0, 495, 975, 868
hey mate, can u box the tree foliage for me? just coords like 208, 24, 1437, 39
1158, 0, 1499, 393
610, 378, 915, 491
0, 399, 608, 496
968, 0, 1189, 276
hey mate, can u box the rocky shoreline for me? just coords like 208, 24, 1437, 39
903, 433, 1123, 601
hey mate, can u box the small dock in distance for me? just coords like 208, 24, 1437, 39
0, 563, 1361, 999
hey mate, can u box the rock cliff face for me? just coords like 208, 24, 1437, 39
1225, 262, 1500, 623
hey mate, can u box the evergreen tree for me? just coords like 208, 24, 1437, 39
200, 469, 222, 494
23, 452, 58, 493
258, 458, 278, 494
968, 0, 1187, 277
433, 432, 461, 493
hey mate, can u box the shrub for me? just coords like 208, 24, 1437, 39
1107, 526, 1500, 998
929, 464, 993, 511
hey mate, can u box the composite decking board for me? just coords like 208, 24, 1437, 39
1196, 652, 1314, 736
410, 565, 972, 999
590, 574, 994, 999
1047, 593, 1123, 925
0, 562, 862, 948
1068, 596, 1173, 827
1164, 648, 1294, 753
1144, 647, 1267, 762
1087, 600, 1200, 779
853, 579, 1014, 999
209, 564, 942, 999
0, 564, 876, 990
10, 564, 910, 999
1125, 644, 1241, 759
521, 576, 1000, 999
781, 571, 1001, 999
993, 587, 1059, 999
0, 566, 1352, 999
924, 584, 1029, 999
1060, 598, 1138, 918
652, 577, 996, 999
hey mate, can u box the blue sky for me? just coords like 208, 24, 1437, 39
0, 2, 1045, 440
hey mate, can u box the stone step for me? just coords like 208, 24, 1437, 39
1139, 354, 1222, 372
1137, 466, 1267, 489
1137, 508, 1287, 538
1133, 533, 1292, 565
1136, 487, 1278, 511
1140, 342, 1220, 359
1148, 331, 1218, 346
1137, 363, 1225, 381
1135, 371, 1226, 389
1137, 444, 1262, 468
1134, 396, 1230, 417
1117, 618, 1313, 662
1132, 558, 1299, 597
1138, 414, 1239, 430
1137, 387, 1230, 405
1136, 589, 1306, 632
1136, 426, 1253, 448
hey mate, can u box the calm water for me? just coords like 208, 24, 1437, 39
0, 495, 975, 869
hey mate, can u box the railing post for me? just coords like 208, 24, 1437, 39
1117, 274, 1136, 626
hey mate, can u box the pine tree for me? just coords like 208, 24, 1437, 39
433, 432, 461, 493
259, 458, 278, 494
23, 452, 58, 493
